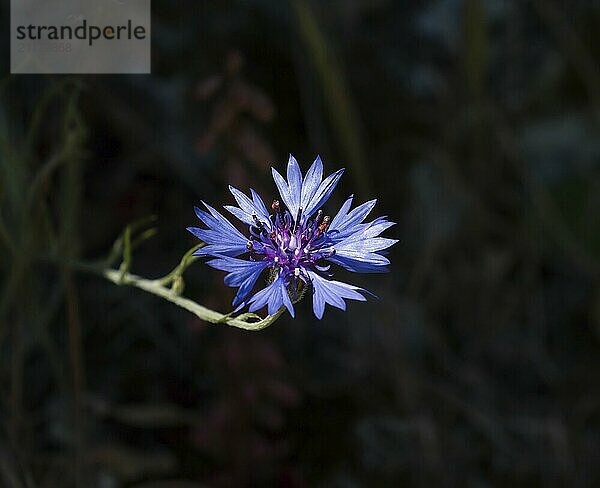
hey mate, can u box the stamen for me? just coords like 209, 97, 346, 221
293, 207, 303, 232
246, 240, 254, 251
294, 267, 301, 277
252, 212, 267, 234
315, 215, 331, 237
315, 209, 323, 225
271, 199, 282, 218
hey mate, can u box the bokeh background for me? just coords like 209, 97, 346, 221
1, 0, 600, 486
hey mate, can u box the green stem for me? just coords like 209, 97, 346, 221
65, 260, 285, 331
156, 244, 202, 286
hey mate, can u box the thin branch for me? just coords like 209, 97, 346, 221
61, 259, 286, 331
49, 220, 290, 331
103, 267, 286, 331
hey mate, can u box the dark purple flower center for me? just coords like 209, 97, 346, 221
246, 202, 335, 279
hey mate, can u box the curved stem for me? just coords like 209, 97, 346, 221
65, 260, 285, 331
156, 244, 202, 286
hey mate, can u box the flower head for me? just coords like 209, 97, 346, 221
187, 155, 397, 319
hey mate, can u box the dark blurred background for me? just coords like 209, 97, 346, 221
1, 0, 600, 486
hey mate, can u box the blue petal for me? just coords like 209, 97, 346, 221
229, 186, 255, 213
250, 189, 271, 220
330, 235, 396, 272
325, 217, 397, 272
207, 256, 270, 307
329, 194, 354, 230
272, 156, 344, 222
203, 201, 245, 235
300, 155, 324, 213
303, 168, 345, 219
306, 269, 366, 319
248, 274, 295, 317
271, 167, 296, 217
329, 198, 377, 241
223, 205, 254, 227
286, 154, 302, 218
188, 203, 249, 257
226, 186, 272, 229
327, 254, 391, 273
338, 220, 396, 244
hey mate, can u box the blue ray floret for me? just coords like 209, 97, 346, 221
187, 155, 397, 319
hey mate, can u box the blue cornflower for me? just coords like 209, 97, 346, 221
187, 155, 397, 319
